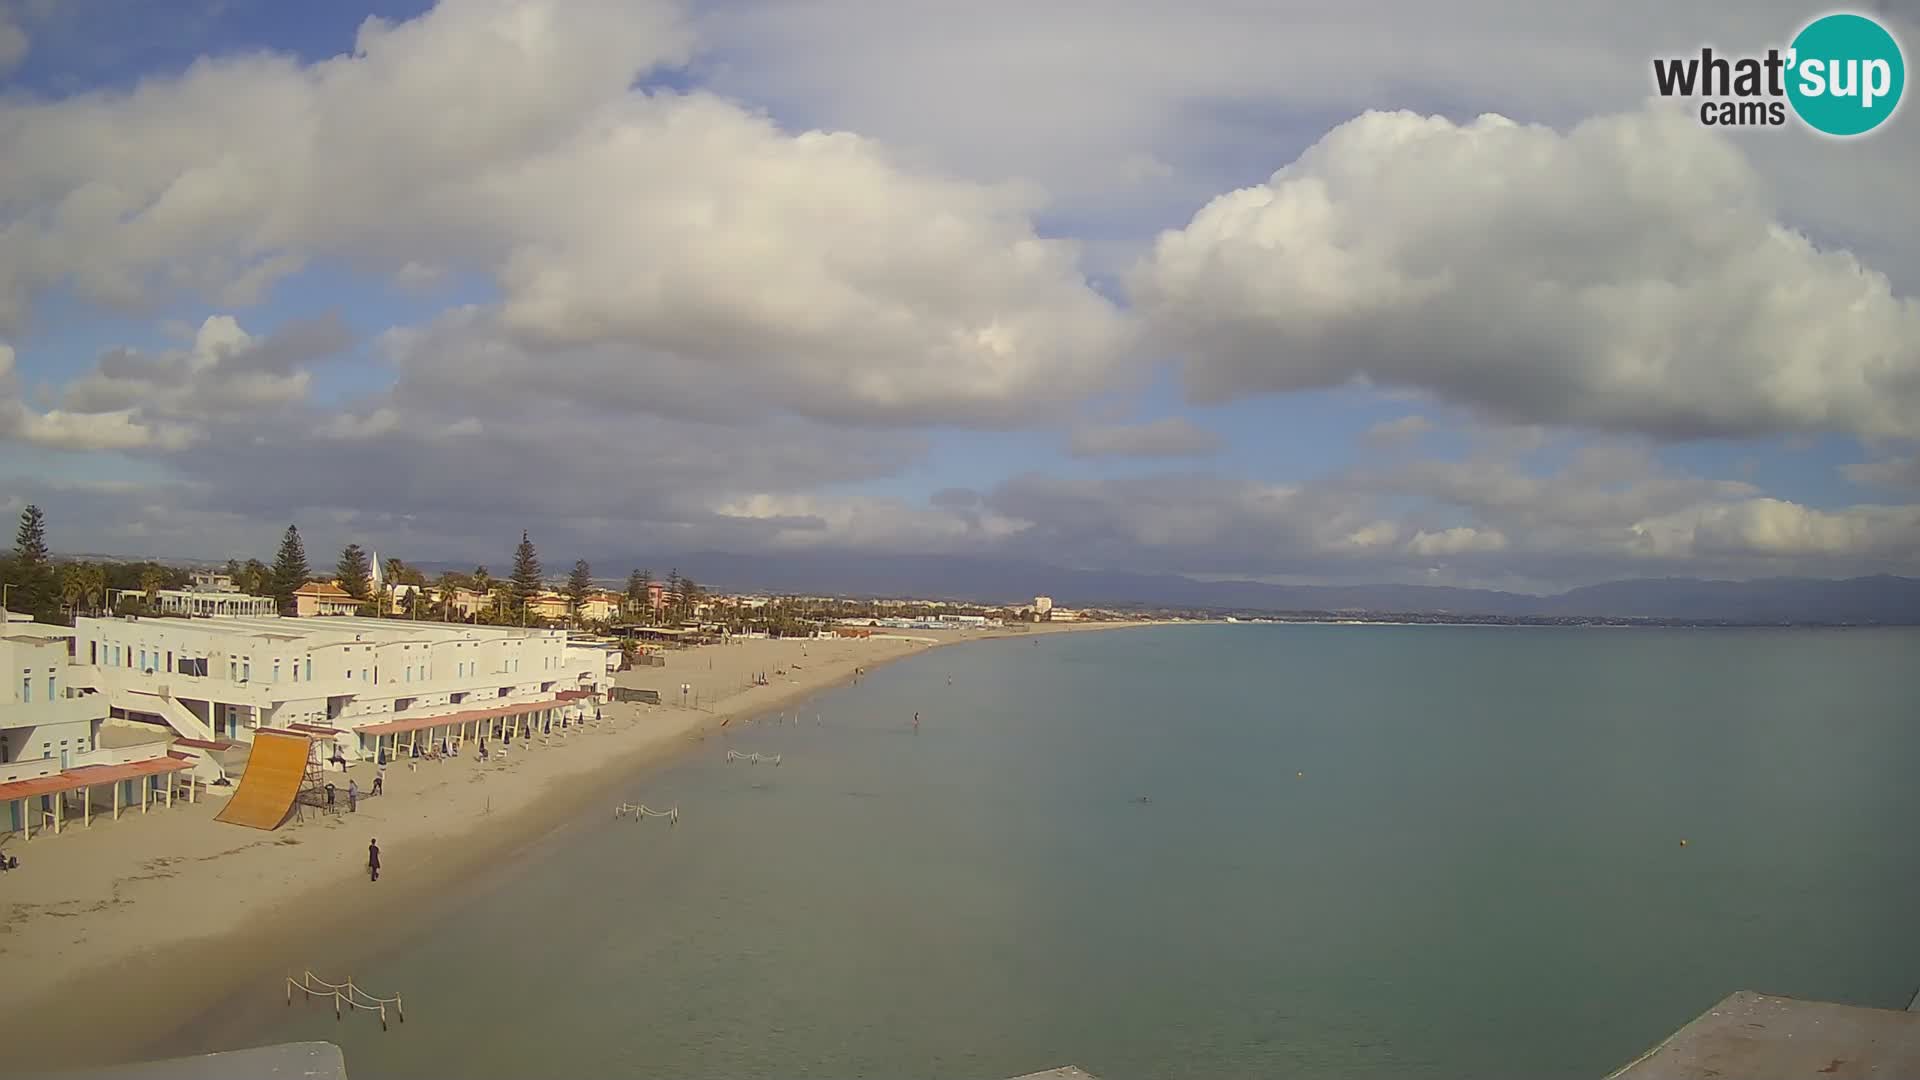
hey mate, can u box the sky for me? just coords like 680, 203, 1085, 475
1, 0, 1917, 594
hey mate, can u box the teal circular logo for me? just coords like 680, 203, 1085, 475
1787, 13, 1905, 136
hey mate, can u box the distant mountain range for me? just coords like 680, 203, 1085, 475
409, 551, 1918, 624
46, 547, 1920, 624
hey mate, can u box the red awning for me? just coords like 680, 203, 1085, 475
0, 754, 196, 802
555, 689, 594, 701
353, 698, 564, 738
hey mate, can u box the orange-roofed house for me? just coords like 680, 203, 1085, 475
577, 591, 623, 623
292, 582, 360, 617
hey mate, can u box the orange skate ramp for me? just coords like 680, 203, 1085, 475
214, 729, 312, 830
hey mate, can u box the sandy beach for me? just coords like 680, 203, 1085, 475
0, 621, 1148, 1071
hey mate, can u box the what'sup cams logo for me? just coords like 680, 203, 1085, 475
1653, 11, 1905, 135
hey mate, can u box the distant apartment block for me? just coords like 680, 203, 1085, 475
1033, 596, 1054, 615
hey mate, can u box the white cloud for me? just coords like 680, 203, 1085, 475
0, 403, 190, 452
1407, 527, 1509, 556
0, 312, 351, 452
5, 0, 1918, 592
316, 408, 401, 441
1134, 108, 1920, 440
712, 493, 1030, 552
1363, 415, 1431, 446
1067, 417, 1221, 458
695, 2, 1811, 207
1631, 498, 1920, 559
0, 0, 1128, 426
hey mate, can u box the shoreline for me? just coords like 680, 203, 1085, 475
1, 620, 1160, 1072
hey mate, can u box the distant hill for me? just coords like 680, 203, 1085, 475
58, 546, 1920, 624
418, 551, 1920, 624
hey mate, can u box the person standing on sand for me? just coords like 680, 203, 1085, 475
348, 779, 358, 812
913, 711, 920, 733
368, 838, 380, 883
373, 764, 385, 796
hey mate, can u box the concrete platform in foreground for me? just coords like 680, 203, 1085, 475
1607, 990, 1920, 1079
29, 992, 1920, 1080
22, 1041, 347, 1080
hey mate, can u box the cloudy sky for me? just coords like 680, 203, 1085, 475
2, 0, 1917, 592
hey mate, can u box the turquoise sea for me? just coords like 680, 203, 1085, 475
184, 625, 1920, 1078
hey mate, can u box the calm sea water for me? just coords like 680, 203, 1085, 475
191, 625, 1920, 1079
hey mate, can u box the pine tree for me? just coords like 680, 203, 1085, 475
337, 544, 372, 600
9, 505, 56, 621
625, 569, 647, 619
510, 531, 542, 606
14, 505, 49, 565
567, 559, 593, 614
678, 575, 702, 624
271, 525, 310, 614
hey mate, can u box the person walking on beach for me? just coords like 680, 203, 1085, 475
348, 779, 359, 812
913, 711, 920, 733
368, 838, 380, 883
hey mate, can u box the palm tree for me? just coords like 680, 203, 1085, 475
60, 564, 88, 619
140, 567, 165, 607
82, 565, 106, 616
435, 573, 462, 621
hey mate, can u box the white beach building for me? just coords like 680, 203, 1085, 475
69, 614, 613, 768
2, 613, 202, 838
109, 570, 279, 617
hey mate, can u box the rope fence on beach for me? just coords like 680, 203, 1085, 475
614, 802, 680, 823
287, 970, 405, 1030
725, 750, 782, 765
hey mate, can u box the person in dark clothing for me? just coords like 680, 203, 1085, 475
368, 839, 381, 883
325, 781, 336, 807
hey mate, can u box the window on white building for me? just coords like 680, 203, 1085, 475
229, 659, 238, 681
242, 659, 251, 682
274, 659, 281, 682
19, 676, 29, 703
